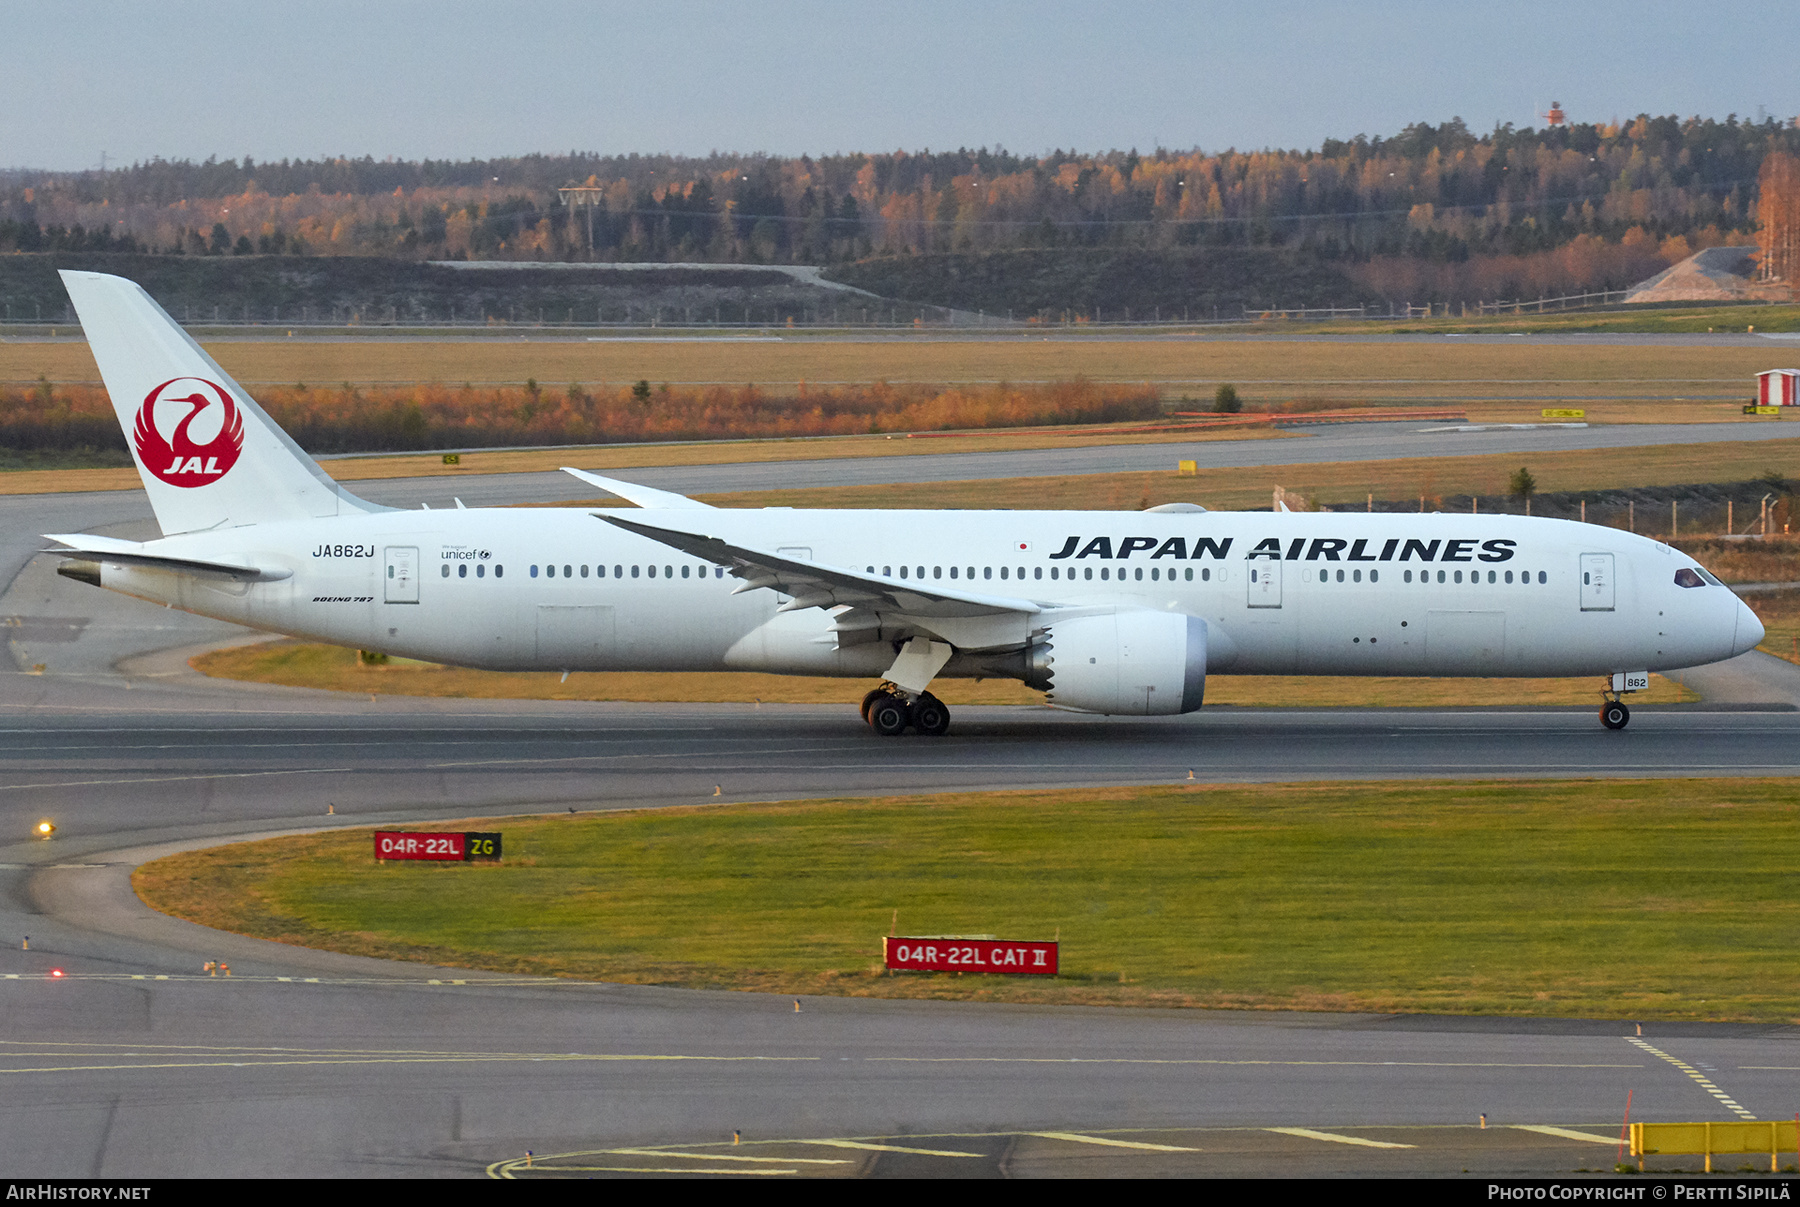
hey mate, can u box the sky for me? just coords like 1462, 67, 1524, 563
8, 0, 1798, 171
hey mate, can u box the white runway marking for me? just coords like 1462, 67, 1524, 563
1028, 1131, 1199, 1151
1266, 1127, 1414, 1149
1628, 1038, 1757, 1119
1510, 1125, 1619, 1144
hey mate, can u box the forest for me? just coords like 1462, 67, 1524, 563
3, 114, 1797, 305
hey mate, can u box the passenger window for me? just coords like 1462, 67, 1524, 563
530, 565, 539, 578
1000, 567, 1008, 580
477, 564, 485, 578
495, 565, 504, 578
1101, 568, 1110, 581
1352, 569, 1361, 582
1437, 571, 1446, 583
614, 565, 622, 578
459, 564, 468, 578
1084, 568, 1093, 581
1199, 568, 1207, 581
984, 567, 992, 580
1538, 571, 1546, 584
564, 565, 572, 578
682, 565, 691, 578
441, 564, 450, 578
1135, 568, 1143, 581
949, 567, 959, 579
1034, 567, 1042, 580
1405, 570, 1413, 582
934, 566, 942, 579
581, 565, 589, 578
899, 566, 908, 579
631, 565, 640, 578
1336, 569, 1344, 582
666, 565, 673, 578
1016, 567, 1024, 579
1504, 570, 1513, 583
1454, 570, 1463, 583
882, 565, 891, 577
1370, 570, 1378, 582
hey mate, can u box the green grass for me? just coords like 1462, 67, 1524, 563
135, 779, 1800, 1020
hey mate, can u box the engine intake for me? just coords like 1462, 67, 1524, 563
1032, 610, 1207, 716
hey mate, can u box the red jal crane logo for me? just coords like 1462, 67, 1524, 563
133, 378, 245, 487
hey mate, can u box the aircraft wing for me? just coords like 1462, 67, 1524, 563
42, 533, 293, 582
597, 514, 1039, 620
561, 467, 715, 510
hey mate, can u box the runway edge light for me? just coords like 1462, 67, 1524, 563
34, 820, 55, 839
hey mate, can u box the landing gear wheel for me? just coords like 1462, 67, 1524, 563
911, 692, 951, 736
1599, 700, 1630, 730
868, 695, 912, 736
860, 688, 889, 724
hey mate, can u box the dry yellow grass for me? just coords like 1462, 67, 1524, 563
192, 640, 1695, 708
683, 438, 1800, 515
3, 336, 1783, 417
0, 423, 1300, 496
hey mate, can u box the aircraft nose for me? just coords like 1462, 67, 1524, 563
1732, 596, 1765, 656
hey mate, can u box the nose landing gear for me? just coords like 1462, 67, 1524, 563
1599, 698, 1630, 730
861, 684, 950, 736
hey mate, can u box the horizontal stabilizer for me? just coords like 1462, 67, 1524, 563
43, 533, 291, 582
562, 468, 713, 509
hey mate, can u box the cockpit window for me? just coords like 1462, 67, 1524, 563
1673, 568, 1706, 588
1699, 568, 1724, 586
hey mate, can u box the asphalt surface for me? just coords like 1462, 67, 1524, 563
5, 449, 1800, 1178
328, 418, 1800, 509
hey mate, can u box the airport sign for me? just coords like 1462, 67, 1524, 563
374, 831, 502, 862
884, 936, 1058, 975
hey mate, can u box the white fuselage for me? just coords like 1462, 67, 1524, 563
88, 506, 1761, 682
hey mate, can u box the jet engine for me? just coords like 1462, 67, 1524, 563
1029, 609, 1207, 716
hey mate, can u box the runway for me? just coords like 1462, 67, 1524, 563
5, 454, 1800, 1177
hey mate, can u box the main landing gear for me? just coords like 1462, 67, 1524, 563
861, 685, 950, 736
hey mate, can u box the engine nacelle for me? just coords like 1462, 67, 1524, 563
1034, 610, 1206, 716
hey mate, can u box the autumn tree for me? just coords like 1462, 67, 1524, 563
1758, 151, 1800, 285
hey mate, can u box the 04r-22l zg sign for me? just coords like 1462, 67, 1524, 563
373, 831, 502, 862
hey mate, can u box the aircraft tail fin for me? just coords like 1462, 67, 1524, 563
59, 271, 386, 535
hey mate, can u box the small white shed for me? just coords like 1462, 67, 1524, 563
1757, 369, 1800, 406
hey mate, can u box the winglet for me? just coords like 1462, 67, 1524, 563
561, 467, 714, 510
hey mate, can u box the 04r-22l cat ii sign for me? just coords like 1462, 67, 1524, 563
47, 271, 1762, 736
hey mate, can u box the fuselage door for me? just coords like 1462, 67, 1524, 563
1579, 553, 1614, 612
384, 546, 420, 604
1246, 557, 1283, 608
